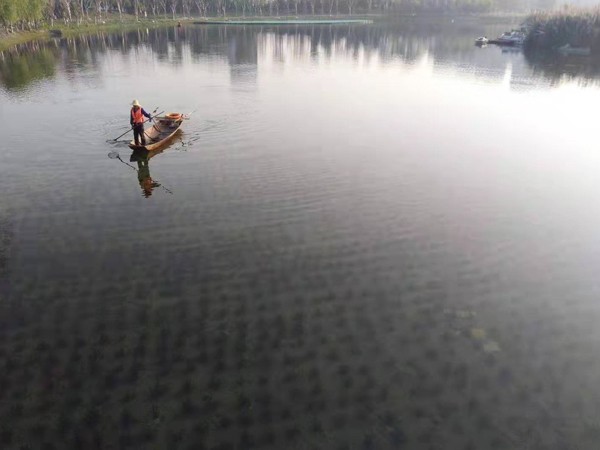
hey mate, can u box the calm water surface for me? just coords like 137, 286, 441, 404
2, 19, 600, 449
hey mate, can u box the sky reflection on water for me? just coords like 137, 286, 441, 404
3, 20, 600, 96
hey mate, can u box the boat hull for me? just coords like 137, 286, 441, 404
489, 30, 526, 47
489, 39, 522, 46
129, 116, 183, 151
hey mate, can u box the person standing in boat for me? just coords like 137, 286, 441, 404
130, 99, 153, 146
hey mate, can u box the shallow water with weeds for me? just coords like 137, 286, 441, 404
2, 19, 600, 450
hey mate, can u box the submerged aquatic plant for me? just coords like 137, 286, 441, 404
119, 409, 135, 430
0, 426, 13, 446
239, 431, 255, 448
258, 430, 276, 446
148, 380, 167, 400
388, 426, 407, 446
180, 398, 197, 417
179, 379, 194, 396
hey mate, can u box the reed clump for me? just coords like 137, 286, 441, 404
524, 7, 600, 53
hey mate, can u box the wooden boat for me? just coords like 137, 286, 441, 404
129, 113, 184, 151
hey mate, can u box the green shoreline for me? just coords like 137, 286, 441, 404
0, 15, 375, 51
0, 17, 190, 52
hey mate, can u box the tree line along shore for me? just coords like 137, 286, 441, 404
1, 0, 553, 35
3, 2, 600, 56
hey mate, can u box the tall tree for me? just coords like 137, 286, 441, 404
217, 0, 228, 17
114, 0, 124, 20
0, 0, 19, 31
193, 0, 207, 16
181, 0, 191, 15
169, 0, 177, 18
60, 0, 73, 21
46, 0, 57, 25
156, 0, 168, 17
93, 0, 102, 22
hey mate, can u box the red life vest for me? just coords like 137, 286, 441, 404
131, 107, 144, 124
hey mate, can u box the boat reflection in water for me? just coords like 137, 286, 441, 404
130, 149, 166, 198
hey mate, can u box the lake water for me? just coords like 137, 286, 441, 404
2, 18, 600, 449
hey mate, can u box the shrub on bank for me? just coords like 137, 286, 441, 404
524, 7, 600, 53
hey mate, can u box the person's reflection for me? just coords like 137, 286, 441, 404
130, 150, 162, 198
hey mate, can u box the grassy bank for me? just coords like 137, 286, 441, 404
0, 30, 48, 51
524, 7, 600, 54
0, 15, 191, 52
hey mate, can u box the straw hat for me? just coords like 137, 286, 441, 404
132, 99, 141, 107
